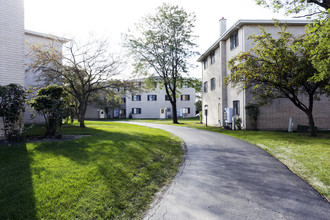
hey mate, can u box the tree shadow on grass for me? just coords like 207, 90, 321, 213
0, 144, 37, 219
28, 125, 182, 219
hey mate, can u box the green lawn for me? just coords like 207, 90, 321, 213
135, 117, 330, 201
0, 121, 184, 219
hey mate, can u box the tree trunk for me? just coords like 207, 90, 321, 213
79, 100, 87, 128
171, 100, 179, 124
306, 110, 317, 137
80, 114, 86, 128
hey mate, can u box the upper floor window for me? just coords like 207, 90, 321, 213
210, 78, 216, 91
132, 108, 141, 114
132, 95, 141, 101
203, 57, 208, 69
165, 95, 171, 101
147, 95, 157, 101
181, 94, 190, 101
210, 51, 215, 65
204, 81, 208, 93
230, 31, 239, 50
121, 97, 126, 103
233, 100, 240, 116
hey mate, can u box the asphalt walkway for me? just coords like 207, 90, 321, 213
125, 122, 330, 220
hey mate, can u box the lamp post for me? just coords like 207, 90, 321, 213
204, 105, 208, 127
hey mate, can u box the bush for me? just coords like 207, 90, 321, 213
234, 116, 242, 130
30, 85, 66, 138
0, 84, 26, 141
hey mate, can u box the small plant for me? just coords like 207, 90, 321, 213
234, 116, 242, 130
30, 85, 66, 138
0, 84, 26, 141
129, 112, 133, 119
199, 111, 202, 123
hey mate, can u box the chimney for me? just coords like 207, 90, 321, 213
219, 17, 227, 36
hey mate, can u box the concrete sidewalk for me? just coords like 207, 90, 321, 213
125, 122, 330, 220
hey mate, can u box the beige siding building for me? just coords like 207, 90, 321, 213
198, 19, 330, 131
0, 0, 25, 137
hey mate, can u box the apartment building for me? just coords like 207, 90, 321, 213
126, 82, 196, 119
0, 0, 25, 137
198, 18, 330, 130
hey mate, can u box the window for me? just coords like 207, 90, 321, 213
165, 95, 170, 101
121, 98, 126, 103
210, 51, 215, 64
182, 107, 190, 114
233, 100, 240, 116
132, 108, 141, 114
211, 78, 216, 91
132, 95, 141, 101
203, 57, 208, 69
204, 81, 208, 93
230, 31, 239, 50
147, 95, 157, 101
136, 82, 143, 87
181, 94, 190, 101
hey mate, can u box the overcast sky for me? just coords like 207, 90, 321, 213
24, 0, 297, 77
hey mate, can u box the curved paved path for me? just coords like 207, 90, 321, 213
125, 122, 330, 220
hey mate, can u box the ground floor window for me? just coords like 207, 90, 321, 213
182, 107, 190, 114
233, 100, 240, 116
132, 108, 141, 114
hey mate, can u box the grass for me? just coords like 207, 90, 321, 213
0, 121, 184, 219
133, 117, 330, 201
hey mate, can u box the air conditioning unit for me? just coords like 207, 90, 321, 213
224, 108, 233, 123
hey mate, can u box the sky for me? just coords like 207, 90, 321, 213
24, 0, 297, 77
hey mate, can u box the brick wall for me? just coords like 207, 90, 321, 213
247, 95, 330, 131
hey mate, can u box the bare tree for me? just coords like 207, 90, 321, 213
27, 37, 121, 128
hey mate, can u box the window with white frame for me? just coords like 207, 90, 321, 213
182, 107, 190, 114
181, 94, 190, 101
204, 81, 208, 93
203, 57, 208, 69
132, 108, 141, 114
233, 100, 240, 116
211, 77, 216, 91
132, 95, 141, 101
230, 31, 239, 50
210, 51, 215, 64
147, 95, 157, 101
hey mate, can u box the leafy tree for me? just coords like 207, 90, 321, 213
304, 16, 330, 91
30, 85, 66, 137
27, 38, 121, 128
227, 25, 329, 137
255, 0, 329, 17
124, 3, 198, 124
0, 84, 26, 141
195, 100, 202, 113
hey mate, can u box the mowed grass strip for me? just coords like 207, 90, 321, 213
136, 117, 330, 201
0, 121, 184, 219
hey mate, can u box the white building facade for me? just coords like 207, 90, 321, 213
126, 83, 196, 119
198, 19, 330, 130
0, 0, 25, 137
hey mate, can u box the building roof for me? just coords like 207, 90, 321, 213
25, 30, 70, 43
197, 19, 311, 62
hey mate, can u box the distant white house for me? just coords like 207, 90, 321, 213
125, 81, 196, 119
84, 79, 197, 119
